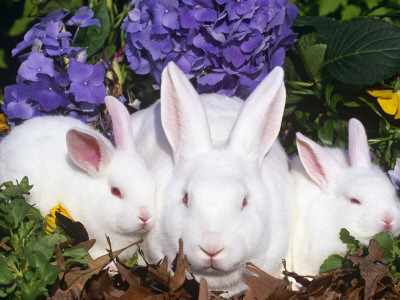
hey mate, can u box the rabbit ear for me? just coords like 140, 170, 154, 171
104, 96, 136, 152
66, 128, 114, 177
228, 66, 286, 165
296, 132, 341, 190
348, 118, 371, 168
160, 62, 212, 164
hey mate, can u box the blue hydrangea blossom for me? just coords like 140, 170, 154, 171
3, 7, 106, 128
122, 0, 298, 98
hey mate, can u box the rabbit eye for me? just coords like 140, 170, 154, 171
241, 197, 248, 210
182, 193, 188, 207
350, 198, 361, 205
111, 187, 122, 199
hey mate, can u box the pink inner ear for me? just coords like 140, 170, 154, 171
67, 130, 103, 175
297, 138, 327, 187
78, 137, 101, 171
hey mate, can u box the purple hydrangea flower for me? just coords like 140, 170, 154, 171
18, 52, 55, 81
389, 158, 400, 191
3, 7, 107, 129
30, 74, 70, 111
66, 6, 101, 28
68, 60, 106, 104
122, 0, 298, 98
3, 84, 41, 121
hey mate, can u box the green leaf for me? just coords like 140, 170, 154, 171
374, 232, 395, 262
296, 32, 327, 79
341, 4, 362, 21
318, 119, 334, 146
324, 18, 400, 85
105, 45, 117, 58
294, 16, 341, 41
339, 228, 362, 253
320, 254, 346, 273
0, 263, 13, 285
38, 0, 71, 15
75, 0, 110, 57
125, 252, 138, 268
319, 0, 347, 16
0, 49, 9, 69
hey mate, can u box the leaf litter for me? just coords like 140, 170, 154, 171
46, 234, 400, 300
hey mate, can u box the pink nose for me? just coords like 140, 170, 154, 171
139, 215, 150, 223
200, 246, 224, 258
382, 216, 393, 232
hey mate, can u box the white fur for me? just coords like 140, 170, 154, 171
0, 96, 156, 261
288, 118, 400, 276
130, 62, 294, 297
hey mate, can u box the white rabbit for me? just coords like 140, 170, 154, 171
288, 118, 400, 277
0, 96, 156, 261
130, 62, 294, 297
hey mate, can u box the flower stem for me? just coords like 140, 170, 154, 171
72, 26, 81, 46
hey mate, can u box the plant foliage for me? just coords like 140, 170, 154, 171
0, 177, 88, 299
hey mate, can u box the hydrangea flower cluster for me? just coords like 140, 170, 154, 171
389, 158, 400, 191
3, 7, 106, 127
122, 0, 298, 98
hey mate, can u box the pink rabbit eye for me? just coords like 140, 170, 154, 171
111, 187, 122, 199
350, 198, 361, 205
182, 193, 188, 207
242, 197, 248, 210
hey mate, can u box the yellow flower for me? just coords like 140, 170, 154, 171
45, 203, 74, 234
0, 114, 9, 132
368, 89, 400, 119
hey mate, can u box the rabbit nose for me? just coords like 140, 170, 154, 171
139, 215, 150, 223
382, 216, 393, 232
138, 207, 151, 223
199, 246, 224, 258
199, 232, 224, 258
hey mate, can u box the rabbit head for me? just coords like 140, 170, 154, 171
65, 96, 156, 249
295, 118, 400, 245
150, 62, 288, 294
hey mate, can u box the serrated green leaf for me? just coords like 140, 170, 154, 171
339, 228, 362, 251
320, 254, 346, 273
324, 18, 400, 85
296, 32, 327, 79
374, 232, 395, 262
0, 263, 13, 285
75, 0, 110, 57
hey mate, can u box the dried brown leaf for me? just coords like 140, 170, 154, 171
54, 245, 66, 281
148, 256, 170, 288
198, 278, 208, 300
105, 285, 165, 300
115, 260, 141, 287
170, 238, 189, 291
74, 239, 96, 252
48, 283, 83, 300
83, 269, 112, 299
359, 262, 393, 299
306, 274, 335, 297
309, 289, 341, 300
346, 287, 362, 300
64, 253, 110, 288
105, 236, 143, 260
0, 241, 11, 251
243, 262, 291, 300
